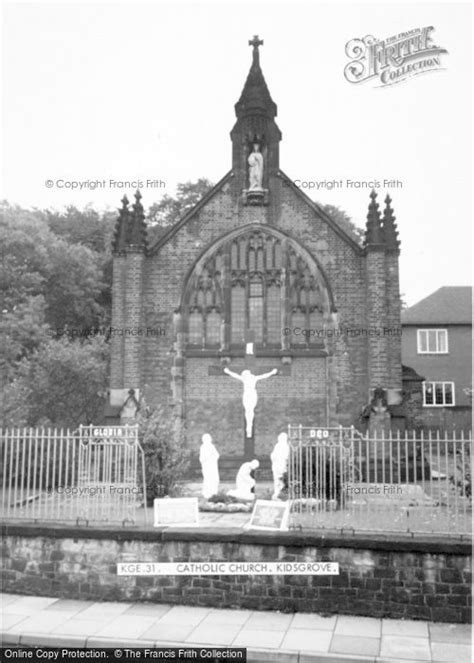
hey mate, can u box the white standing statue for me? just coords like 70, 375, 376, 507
223, 367, 278, 438
228, 459, 260, 500
248, 143, 264, 190
199, 433, 220, 499
271, 432, 290, 500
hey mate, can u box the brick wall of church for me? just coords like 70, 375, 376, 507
111, 174, 401, 449
185, 357, 327, 457
137, 178, 370, 419
274, 178, 374, 416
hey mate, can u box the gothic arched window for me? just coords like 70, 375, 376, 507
182, 228, 331, 349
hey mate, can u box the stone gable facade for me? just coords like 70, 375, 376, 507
108, 38, 403, 465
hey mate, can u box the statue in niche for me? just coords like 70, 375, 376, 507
199, 433, 220, 499
248, 142, 264, 190
120, 388, 140, 422
223, 367, 278, 437
370, 386, 388, 414
228, 459, 259, 500
368, 386, 391, 437
271, 432, 289, 500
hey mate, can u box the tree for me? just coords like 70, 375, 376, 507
1, 201, 113, 428
0, 203, 51, 313
1, 201, 111, 346
43, 241, 106, 330
321, 204, 365, 245
45, 205, 116, 253
44, 205, 115, 323
0, 295, 48, 382
137, 406, 191, 503
2, 336, 110, 429
147, 178, 214, 228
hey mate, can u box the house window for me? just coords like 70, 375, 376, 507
423, 382, 455, 406
417, 329, 448, 354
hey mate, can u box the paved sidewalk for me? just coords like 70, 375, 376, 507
1, 593, 471, 662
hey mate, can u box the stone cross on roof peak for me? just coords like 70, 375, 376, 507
249, 35, 263, 63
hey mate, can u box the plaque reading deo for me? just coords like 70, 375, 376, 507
153, 497, 199, 527
247, 499, 290, 531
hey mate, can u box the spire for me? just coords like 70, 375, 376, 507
382, 195, 400, 250
234, 35, 277, 120
112, 191, 147, 253
112, 195, 131, 253
230, 36, 281, 187
364, 190, 384, 247
129, 189, 148, 250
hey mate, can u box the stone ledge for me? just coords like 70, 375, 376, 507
185, 348, 328, 358
1, 521, 471, 554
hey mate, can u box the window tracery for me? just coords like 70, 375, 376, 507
183, 229, 330, 349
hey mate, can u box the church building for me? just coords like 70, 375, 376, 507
108, 37, 403, 465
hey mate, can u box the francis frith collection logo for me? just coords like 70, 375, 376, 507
344, 26, 448, 87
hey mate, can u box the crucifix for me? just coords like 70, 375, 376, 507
208, 329, 291, 458
249, 35, 263, 64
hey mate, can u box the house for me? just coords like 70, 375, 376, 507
401, 286, 472, 431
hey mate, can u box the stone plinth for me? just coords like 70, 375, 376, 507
241, 189, 269, 205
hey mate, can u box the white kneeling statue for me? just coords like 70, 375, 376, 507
271, 432, 289, 500
228, 459, 259, 500
199, 433, 220, 499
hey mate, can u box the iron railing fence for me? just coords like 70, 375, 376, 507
287, 426, 472, 537
0, 425, 148, 526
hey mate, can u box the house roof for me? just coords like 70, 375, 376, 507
402, 286, 472, 325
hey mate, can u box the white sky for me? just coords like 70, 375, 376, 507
2, 1, 472, 305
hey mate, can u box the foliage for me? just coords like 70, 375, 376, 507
147, 178, 214, 228
44, 205, 116, 253
321, 204, 365, 245
0, 204, 50, 312
0, 201, 110, 333
137, 406, 191, 504
295, 450, 343, 507
206, 492, 241, 504
1, 201, 113, 406
43, 205, 114, 321
450, 452, 472, 499
1, 336, 110, 429
0, 295, 49, 381
278, 471, 289, 500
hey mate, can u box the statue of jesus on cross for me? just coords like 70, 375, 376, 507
208, 329, 289, 451
224, 366, 278, 438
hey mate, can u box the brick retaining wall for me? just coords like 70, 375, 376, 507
1, 524, 471, 623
